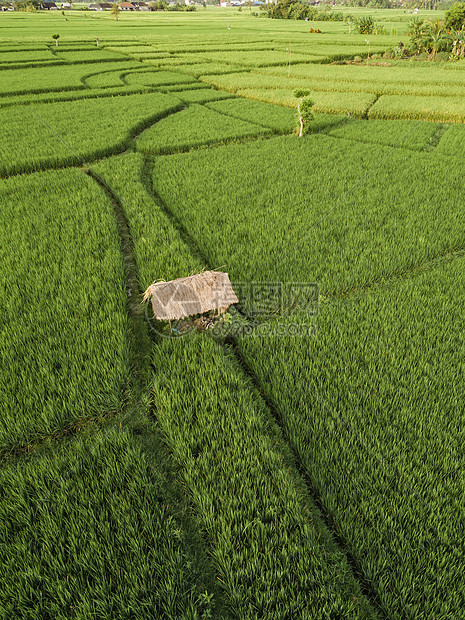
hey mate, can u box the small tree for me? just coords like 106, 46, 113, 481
52, 33, 60, 47
293, 89, 314, 137
110, 3, 121, 20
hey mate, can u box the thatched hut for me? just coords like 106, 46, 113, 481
143, 271, 238, 324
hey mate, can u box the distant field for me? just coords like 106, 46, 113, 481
1, 9, 464, 619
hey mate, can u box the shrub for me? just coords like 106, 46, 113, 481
445, 2, 465, 30
267, 0, 344, 21
356, 16, 376, 34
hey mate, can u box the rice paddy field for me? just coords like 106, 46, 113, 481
1, 7, 464, 619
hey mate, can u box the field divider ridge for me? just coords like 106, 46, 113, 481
422, 123, 450, 151
363, 93, 380, 119
0, 408, 123, 462
141, 130, 290, 158
198, 102, 294, 135
324, 129, 425, 153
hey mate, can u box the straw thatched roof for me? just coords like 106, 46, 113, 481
143, 271, 238, 321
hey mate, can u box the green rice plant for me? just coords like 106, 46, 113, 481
92, 152, 200, 288
149, 334, 377, 618
165, 88, 236, 104
200, 73, 376, 117
0, 45, 50, 52
49, 46, 96, 52
50, 42, 95, 48
154, 42, 277, 53
0, 92, 183, 176
126, 52, 174, 61
54, 49, 129, 63
0, 60, 64, 72
145, 40, 276, 54
256, 67, 465, 98
159, 81, 212, 92
124, 69, 196, 87
144, 54, 218, 67
0, 169, 129, 451
0, 62, 141, 97
205, 97, 298, 132
236, 87, 301, 107
200, 70, 369, 96
181, 49, 316, 67
169, 62, 247, 78
236, 256, 465, 618
105, 45, 160, 54
137, 103, 270, 155
433, 123, 465, 155
257, 61, 465, 94
236, 87, 376, 117
0, 85, 151, 108
369, 94, 465, 122
90, 157, 375, 618
328, 118, 440, 150
0, 50, 55, 63
0, 426, 224, 618
151, 134, 465, 302
83, 63, 143, 88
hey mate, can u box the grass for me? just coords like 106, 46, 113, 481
0, 169, 129, 451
